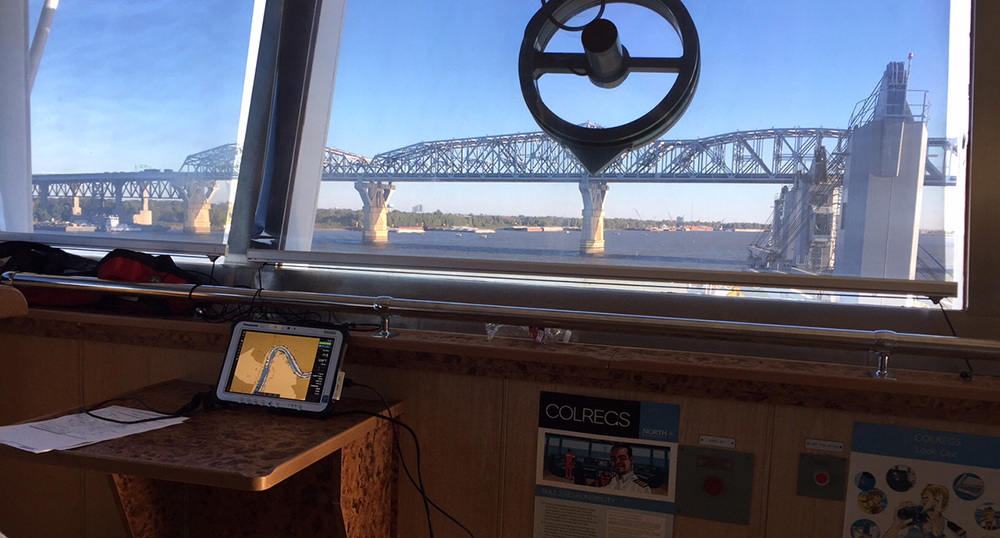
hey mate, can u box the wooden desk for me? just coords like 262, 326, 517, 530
8, 381, 401, 538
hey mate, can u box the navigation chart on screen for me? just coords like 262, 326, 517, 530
229, 332, 319, 400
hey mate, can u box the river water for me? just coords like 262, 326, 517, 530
311, 229, 759, 272
52, 227, 951, 278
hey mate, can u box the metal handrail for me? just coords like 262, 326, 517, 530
4, 271, 1000, 368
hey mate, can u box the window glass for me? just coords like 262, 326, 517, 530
311, 0, 967, 294
26, 0, 255, 248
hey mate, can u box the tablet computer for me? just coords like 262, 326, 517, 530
216, 321, 348, 415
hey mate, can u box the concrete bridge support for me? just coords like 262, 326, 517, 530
132, 184, 152, 225
71, 184, 82, 216
579, 179, 609, 255
183, 181, 218, 234
113, 182, 124, 218
37, 184, 49, 212
355, 181, 395, 244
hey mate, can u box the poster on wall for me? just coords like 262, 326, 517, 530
534, 391, 680, 538
843, 422, 1000, 538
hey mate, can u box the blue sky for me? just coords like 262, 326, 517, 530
29, 0, 253, 173
29, 0, 961, 224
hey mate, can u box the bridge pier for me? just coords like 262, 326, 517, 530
38, 184, 49, 212
355, 181, 395, 244
114, 183, 124, 219
132, 184, 152, 225
183, 181, 218, 234
579, 179, 609, 255
71, 184, 82, 217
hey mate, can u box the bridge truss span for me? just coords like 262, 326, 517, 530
328, 128, 953, 187
339, 128, 855, 184
28, 126, 956, 242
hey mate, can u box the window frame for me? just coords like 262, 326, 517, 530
245, 1, 987, 322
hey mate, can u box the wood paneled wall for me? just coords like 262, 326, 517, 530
0, 329, 223, 538
2, 314, 999, 538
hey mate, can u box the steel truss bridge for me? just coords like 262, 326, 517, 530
32, 128, 956, 202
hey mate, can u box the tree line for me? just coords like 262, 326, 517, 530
315, 207, 767, 231
33, 199, 767, 232
33, 199, 230, 231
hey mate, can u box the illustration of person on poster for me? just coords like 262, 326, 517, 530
978, 504, 997, 530
882, 484, 965, 538
842, 423, 1000, 538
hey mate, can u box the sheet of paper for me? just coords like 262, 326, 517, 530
0, 406, 187, 454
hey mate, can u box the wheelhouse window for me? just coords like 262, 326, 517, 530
4, 0, 257, 254
260, 0, 968, 304
0, 0, 976, 309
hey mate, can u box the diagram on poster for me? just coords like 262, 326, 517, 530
534, 391, 680, 538
843, 422, 1000, 538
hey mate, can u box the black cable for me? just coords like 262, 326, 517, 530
938, 302, 974, 380
330, 408, 435, 536
82, 393, 209, 424
345, 381, 475, 538
188, 283, 201, 304
349, 382, 434, 537
85, 382, 471, 536
249, 287, 264, 320
540, 0, 606, 32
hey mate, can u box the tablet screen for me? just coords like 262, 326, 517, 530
217, 322, 346, 413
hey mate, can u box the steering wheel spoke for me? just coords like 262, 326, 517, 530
628, 56, 688, 74
532, 51, 591, 76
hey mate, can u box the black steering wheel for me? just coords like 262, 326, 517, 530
519, 0, 700, 174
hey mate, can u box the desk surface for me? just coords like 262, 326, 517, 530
6, 380, 402, 491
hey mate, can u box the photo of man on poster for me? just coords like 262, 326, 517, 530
540, 433, 670, 496
600, 444, 651, 494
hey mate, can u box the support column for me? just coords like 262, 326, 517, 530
113, 181, 124, 217
38, 183, 48, 213
71, 184, 81, 216
355, 181, 394, 244
132, 183, 152, 225
579, 179, 609, 255
184, 181, 218, 234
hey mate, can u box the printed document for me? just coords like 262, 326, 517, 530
0, 406, 186, 453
